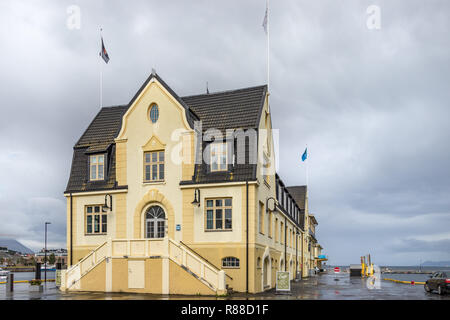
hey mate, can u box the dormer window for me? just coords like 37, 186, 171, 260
210, 143, 227, 172
90, 154, 105, 181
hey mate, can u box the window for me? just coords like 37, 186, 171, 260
210, 143, 227, 172
145, 205, 165, 238
149, 104, 159, 123
85, 205, 107, 234
275, 218, 279, 242
259, 202, 264, 235
222, 257, 240, 268
144, 151, 164, 182
205, 198, 232, 231
280, 222, 284, 244
89, 154, 105, 181
268, 211, 273, 238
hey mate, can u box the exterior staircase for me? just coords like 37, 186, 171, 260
61, 238, 226, 295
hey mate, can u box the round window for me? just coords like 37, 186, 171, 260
149, 104, 159, 123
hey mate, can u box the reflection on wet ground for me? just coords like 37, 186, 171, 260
1, 272, 448, 300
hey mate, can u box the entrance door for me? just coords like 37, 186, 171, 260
263, 257, 270, 288
145, 205, 166, 238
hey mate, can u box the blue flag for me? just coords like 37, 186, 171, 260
302, 148, 307, 162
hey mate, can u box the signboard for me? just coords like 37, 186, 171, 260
334, 267, 340, 273
176, 224, 181, 231
276, 271, 291, 292
55, 270, 61, 287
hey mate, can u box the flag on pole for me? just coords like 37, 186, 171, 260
100, 37, 110, 64
262, 4, 268, 34
302, 148, 307, 162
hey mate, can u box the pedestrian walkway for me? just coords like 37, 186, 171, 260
1, 272, 448, 300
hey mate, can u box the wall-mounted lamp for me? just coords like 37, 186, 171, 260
266, 196, 277, 214
191, 188, 201, 207
102, 194, 113, 212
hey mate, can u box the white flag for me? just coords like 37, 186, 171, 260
262, 6, 268, 34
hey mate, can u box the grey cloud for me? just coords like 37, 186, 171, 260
0, 1, 449, 264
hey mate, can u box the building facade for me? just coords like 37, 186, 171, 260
61, 72, 324, 294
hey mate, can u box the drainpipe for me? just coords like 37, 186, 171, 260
246, 180, 249, 294
70, 193, 73, 266
284, 217, 287, 272
300, 231, 303, 277
295, 229, 298, 278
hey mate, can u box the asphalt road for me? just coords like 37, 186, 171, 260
1, 271, 448, 300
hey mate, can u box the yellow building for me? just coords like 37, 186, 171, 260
61, 72, 324, 295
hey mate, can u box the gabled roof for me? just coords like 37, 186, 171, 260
66, 73, 267, 193
309, 214, 318, 225
128, 72, 199, 128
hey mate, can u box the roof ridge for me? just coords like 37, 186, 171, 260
181, 84, 267, 99
101, 104, 128, 109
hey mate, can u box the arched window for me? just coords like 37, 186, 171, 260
145, 205, 165, 238
222, 257, 240, 268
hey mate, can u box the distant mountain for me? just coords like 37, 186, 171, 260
0, 238, 34, 254
422, 261, 450, 267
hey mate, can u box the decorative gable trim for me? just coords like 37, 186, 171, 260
142, 135, 166, 152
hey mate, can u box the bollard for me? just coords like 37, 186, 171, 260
35, 263, 41, 280
6, 273, 14, 292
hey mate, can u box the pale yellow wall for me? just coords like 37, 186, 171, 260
115, 79, 194, 242
80, 260, 106, 292
116, 141, 127, 186
169, 260, 215, 295
111, 258, 162, 294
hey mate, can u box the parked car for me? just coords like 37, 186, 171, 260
424, 271, 450, 295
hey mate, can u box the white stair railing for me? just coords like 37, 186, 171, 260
64, 241, 108, 290
63, 238, 226, 294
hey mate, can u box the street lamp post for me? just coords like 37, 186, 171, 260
44, 222, 51, 285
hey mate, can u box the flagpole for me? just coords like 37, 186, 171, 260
100, 28, 103, 109
305, 144, 309, 187
267, 0, 270, 94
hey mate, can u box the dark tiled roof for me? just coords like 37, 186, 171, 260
286, 185, 307, 230
181, 85, 267, 131
75, 105, 128, 148
66, 106, 128, 193
286, 186, 307, 210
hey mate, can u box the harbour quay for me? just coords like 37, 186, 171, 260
1, 272, 448, 300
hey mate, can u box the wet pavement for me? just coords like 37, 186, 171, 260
1, 271, 448, 300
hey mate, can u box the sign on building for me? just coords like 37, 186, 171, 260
276, 271, 290, 292
55, 270, 61, 287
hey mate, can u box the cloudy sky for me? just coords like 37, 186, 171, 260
1, 0, 449, 265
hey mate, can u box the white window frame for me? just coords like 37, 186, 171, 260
222, 256, 240, 268
89, 154, 105, 181
210, 142, 228, 172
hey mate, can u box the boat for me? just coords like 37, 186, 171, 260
41, 264, 56, 271
0, 268, 10, 277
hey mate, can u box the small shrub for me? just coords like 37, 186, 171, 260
29, 279, 42, 286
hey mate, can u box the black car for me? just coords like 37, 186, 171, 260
424, 271, 450, 295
